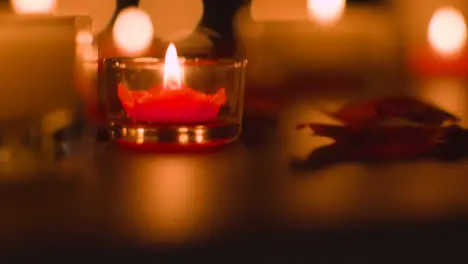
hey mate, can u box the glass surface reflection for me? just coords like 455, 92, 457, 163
97, 142, 251, 245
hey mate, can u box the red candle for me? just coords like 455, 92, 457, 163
118, 43, 227, 123
410, 6, 468, 76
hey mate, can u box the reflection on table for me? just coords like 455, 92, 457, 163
96, 142, 253, 246
1, 77, 468, 253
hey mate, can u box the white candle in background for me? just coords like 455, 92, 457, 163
237, 0, 396, 86
139, 0, 203, 42
138, 0, 212, 56
0, 0, 91, 123
407, 5, 468, 76
428, 7, 467, 58
395, 0, 468, 50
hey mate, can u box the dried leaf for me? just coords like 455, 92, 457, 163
297, 123, 446, 157
330, 97, 459, 127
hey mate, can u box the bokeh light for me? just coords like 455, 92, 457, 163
75, 30, 93, 45
307, 0, 346, 25
55, 0, 115, 34
428, 6, 467, 58
113, 7, 154, 56
139, 0, 203, 42
11, 0, 56, 14
75, 29, 97, 61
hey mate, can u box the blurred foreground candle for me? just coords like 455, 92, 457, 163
0, 0, 92, 175
103, 43, 247, 148
409, 6, 468, 76
0, 0, 90, 122
55, 0, 115, 123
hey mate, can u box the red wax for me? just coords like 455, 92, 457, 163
118, 84, 226, 123
409, 47, 468, 76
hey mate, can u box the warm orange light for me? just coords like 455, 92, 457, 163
307, 0, 345, 25
11, 0, 56, 14
163, 43, 183, 90
113, 7, 154, 56
428, 7, 467, 58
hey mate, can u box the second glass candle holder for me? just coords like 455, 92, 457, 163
103, 45, 247, 148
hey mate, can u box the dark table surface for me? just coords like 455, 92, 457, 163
1, 76, 468, 262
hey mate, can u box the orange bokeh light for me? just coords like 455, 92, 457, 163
307, 0, 346, 25
113, 7, 154, 56
11, 0, 56, 14
428, 7, 467, 58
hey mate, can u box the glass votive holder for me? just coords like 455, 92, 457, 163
103, 57, 247, 148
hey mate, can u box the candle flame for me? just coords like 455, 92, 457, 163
11, 0, 56, 14
428, 7, 467, 58
307, 0, 345, 25
164, 43, 183, 89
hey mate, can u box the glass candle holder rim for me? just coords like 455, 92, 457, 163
104, 57, 248, 69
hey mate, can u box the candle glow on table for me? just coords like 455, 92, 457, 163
410, 6, 468, 76
117, 43, 227, 123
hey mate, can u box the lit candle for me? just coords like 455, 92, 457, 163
105, 7, 245, 148
410, 6, 468, 76
117, 43, 227, 123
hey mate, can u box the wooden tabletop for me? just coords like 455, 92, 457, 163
1, 77, 468, 262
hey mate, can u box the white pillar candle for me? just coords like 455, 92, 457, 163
395, 0, 468, 48
236, 3, 396, 86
